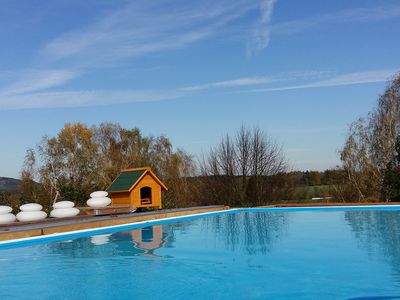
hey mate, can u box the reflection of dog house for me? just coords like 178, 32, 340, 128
107, 167, 167, 209
113, 225, 168, 257
130, 225, 165, 252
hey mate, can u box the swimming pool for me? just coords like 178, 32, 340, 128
1, 207, 400, 299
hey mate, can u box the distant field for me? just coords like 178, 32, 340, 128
295, 185, 332, 198
273, 185, 335, 204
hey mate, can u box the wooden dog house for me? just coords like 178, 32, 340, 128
107, 167, 167, 209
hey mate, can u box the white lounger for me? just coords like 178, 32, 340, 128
0, 205, 16, 224
16, 203, 47, 222
50, 201, 80, 218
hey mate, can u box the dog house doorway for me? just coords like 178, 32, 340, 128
140, 186, 152, 205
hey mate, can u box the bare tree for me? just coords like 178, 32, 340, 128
218, 134, 236, 176
200, 125, 288, 206
236, 125, 251, 178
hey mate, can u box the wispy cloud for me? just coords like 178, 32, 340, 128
41, 1, 260, 68
244, 69, 398, 93
272, 4, 400, 36
0, 89, 182, 110
0, 69, 395, 110
312, 70, 398, 87
38, 2, 400, 67
33, 2, 400, 69
0, 69, 81, 96
245, 3, 400, 57
2, 2, 399, 111
0, 1, 265, 109
181, 76, 276, 91
246, 0, 277, 57
181, 71, 327, 91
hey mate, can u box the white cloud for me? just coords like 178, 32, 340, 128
0, 89, 182, 110
244, 3, 400, 57
181, 76, 276, 91
0, 69, 395, 111
0, 1, 265, 107
2, 1, 399, 111
311, 70, 397, 87
181, 71, 327, 91
40, 1, 260, 68
247, 0, 277, 57
244, 69, 398, 93
0, 69, 81, 96
272, 4, 400, 36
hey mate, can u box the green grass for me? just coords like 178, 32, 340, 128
292, 185, 334, 201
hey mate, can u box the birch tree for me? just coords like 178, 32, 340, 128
340, 74, 400, 201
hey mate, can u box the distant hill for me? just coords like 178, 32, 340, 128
0, 177, 21, 191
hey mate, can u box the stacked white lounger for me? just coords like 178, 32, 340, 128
87, 191, 112, 207
0, 206, 16, 224
50, 201, 80, 218
16, 203, 47, 222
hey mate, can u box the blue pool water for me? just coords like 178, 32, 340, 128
1, 208, 400, 299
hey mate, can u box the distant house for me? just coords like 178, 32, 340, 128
107, 167, 167, 209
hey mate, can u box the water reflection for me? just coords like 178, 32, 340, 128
90, 234, 111, 246
48, 212, 288, 258
48, 225, 171, 258
198, 212, 289, 255
345, 210, 400, 282
115, 225, 169, 257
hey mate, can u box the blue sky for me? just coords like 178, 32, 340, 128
0, 0, 399, 178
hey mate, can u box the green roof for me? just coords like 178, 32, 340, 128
107, 169, 146, 192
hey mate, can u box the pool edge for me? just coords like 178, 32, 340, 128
0, 205, 231, 245
2, 205, 400, 248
